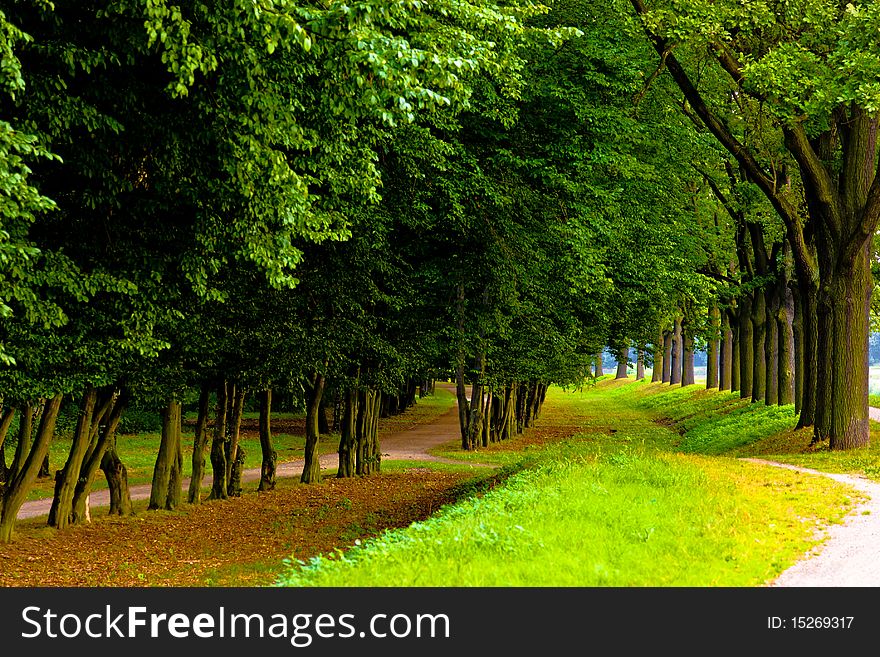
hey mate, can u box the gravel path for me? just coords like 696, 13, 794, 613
740, 405, 880, 587
17, 385, 485, 521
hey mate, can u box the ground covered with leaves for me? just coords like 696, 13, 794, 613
0, 467, 484, 587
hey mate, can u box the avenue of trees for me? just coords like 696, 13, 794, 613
0, 0, 878, 543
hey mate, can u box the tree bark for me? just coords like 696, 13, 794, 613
681, 320, 695, 386
71, 390, 126, 523
100, 441, 132, 517
636, 348, 646, 381
662, 330, 672, 383
751, 289, 767, 403
225, 388, 246, 495
337, 386, 358, 478
778, 284, 796, 406
707, 305, 720, 389
208, 381, 229, 501
670, 317, 682, 385
149, 398, 182, 511
615, 342, 629, 379
719, 309, 733, 391
259, 389, 277, 490
765, 287, 780, 406
301, 371, 326, 483
651, 328, 663, 382
792, 286, 804, 414
187, 384, 212, 504
0, 395, 63, 543
49, 386, 98, 529
738, 294, 754, 399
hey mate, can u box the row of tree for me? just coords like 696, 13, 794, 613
2, 0, 879, 546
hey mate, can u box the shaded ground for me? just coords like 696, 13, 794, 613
2, 384, 502, 587
0, 470, 482, 587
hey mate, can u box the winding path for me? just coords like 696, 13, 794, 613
17, 385, 480, 521
744, 405, 880, 587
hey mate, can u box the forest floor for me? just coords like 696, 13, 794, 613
0, 385, 507, 587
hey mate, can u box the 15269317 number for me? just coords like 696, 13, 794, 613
768, 616, 854, 629
791, 617, 853, 629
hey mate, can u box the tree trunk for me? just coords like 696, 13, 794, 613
731, 307, 741, 392
738, 294, 754, 399
826, 244, 872, 449
651, 328, 663, 382
0, 395, 63, 543
792, 287, 804, 414
662, 330, 672, 383
225, 388, 246, 495
187, 384, 212, 504
259, 389, 277, 490
71, 391, 126, 524
49, 386, 98, 529
301, 371, 326, 484
813, 291, 833, 440
670, 317, 682, 385
778, 285, 796, 406
751, 289, 767, 403
796, 282, 819, 428
337, 386, 358, 479
594, 352, 604, 377
681, 321, 695, 386
208, 381, 229, 501
706, 305, 720, 389
149, 398, 182, 511
765, 287, 780, 406
100, 441, 132, 517
615, 343, 629, 379
636, 348, 646, 381
720, 309, 733, 391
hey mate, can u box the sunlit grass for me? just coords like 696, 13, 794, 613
278, 382, 853, 587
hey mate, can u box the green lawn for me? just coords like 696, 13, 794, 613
277, 380, 854, 587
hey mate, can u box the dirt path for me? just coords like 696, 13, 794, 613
17, 385, 482, 521
741, 408, 880, 587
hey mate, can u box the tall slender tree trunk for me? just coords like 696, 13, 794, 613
636, 348, 646, 381
225, 388, 246, 495
651, 329, 663, 382
731, 308, 741, 392
662, 330, 672, 383
707, 305, 720, 389
594, 352, 604, 377
49, 386, 98, 529
765, 288, 780, 406
259, 389, 277, 490
720, 310, 733, 391
72, 390, 126, 523
208, 381, 229, 500
149, 398, 182, 511
670, 317, 682, 385
813, 292, 833, 440
187, 384, 212, 504
778, 285, 796, 406
337, 386, 358, 479
0, 395, 63, 543
751, 289, 767, 403
615, 342, 629, 379
301, 371, 327, 484
792, 287, 804, 415
739, 295, 754, 399
797, 282, 819, 428
681, 320, 695, 386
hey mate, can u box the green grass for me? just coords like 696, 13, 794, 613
277, 382, 853, 587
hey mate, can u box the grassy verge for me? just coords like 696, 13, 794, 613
277, 381, 853, 586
